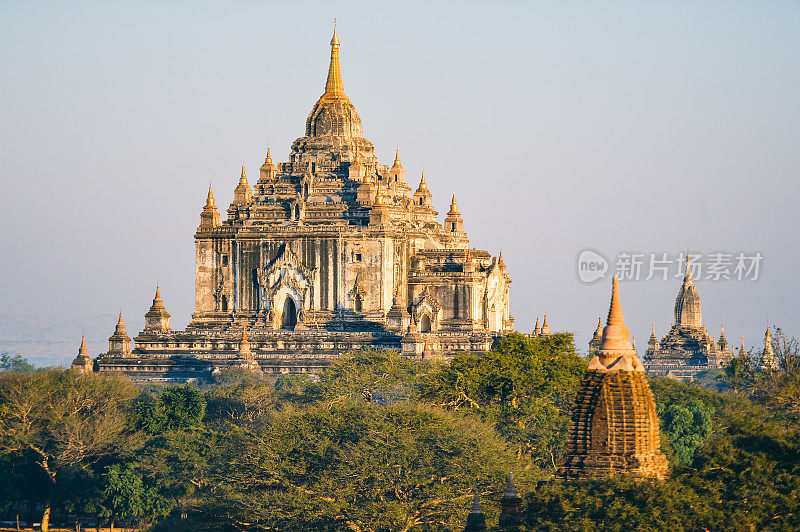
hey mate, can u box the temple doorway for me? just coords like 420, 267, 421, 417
420, 314, 431, 333
281, 297, 297, 329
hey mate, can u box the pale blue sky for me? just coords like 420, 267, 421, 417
1, 1, 798, 362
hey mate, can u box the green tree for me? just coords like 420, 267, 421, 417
201, 403, 528, 531
0, 353, 35, 372
0, 370, 138, 531
420, 332, 586, 468
657, 401, 714, 466
160, 386, 206, 430
99, 463, 171, 528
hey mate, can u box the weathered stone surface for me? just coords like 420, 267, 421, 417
96, 30, 512, 382
643, 258, 732, 381
559, 277, 668, 480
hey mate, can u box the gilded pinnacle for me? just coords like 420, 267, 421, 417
393, 147, 402, 168
207, 186, 215, 206
79, 335, 87, 355
321, 24, 347, 103
598, 276, 636, 355
449, 194, 460, 215
240, 166, 247, 184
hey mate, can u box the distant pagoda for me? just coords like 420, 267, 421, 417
559, 277, 669, 480
642, 255, 733, 381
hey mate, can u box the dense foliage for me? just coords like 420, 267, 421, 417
1, 330, 799, 530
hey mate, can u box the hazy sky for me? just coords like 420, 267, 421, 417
1, 1, 798, 361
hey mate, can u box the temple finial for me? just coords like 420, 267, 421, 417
393, 147, 402, 168
498, 250, 504, 266
607, 276, 625, 326
155, 285, 161, 300
420, 171, 427, 188
447, 194, 461, 216
240, 165, 247, 183
684, 250, 694, 283
322, 21, 346, 101
206, 185, 215, 206
79, 335, 87, 354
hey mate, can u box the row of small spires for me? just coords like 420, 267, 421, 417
590, 315, 778, 365
531, 315, 550, 336
202, 146, 458, 211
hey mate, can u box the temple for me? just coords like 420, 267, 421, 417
559, 277, 669, 480
641, 256, 733, 381
761, 328, 778, 371
95, 28, 512, 382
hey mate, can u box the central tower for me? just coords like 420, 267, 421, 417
291, 27, 375, 169
96, 27, 514, 382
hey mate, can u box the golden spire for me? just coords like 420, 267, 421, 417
684, 252, 694, 284
239, 165, 247, 185
543, 314, 549, 328
155, 285, 161, 301
206, 185, 215, 206
115, 312, 127, 335
242, 327, 249, 343
534, 316, 540, 331
373, 184, 384, 205
321, 22, 347, 103
449, 194, 460, 215
419, 171, 427, 189
264, 146, 274, 166
598, 276, 635, 354
79, 335, 87, 355
498, 251, 504, 266
393, 147, 402, 168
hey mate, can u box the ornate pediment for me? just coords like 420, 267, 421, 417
411, 286, 440, 320
259, 243, 317, 301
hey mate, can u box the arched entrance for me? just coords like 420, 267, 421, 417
420, 314, 431, 333
281, 297, 297, 330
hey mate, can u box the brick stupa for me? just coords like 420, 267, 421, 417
557, 277, 669, 480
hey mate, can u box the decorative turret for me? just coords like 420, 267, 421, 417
674, 254, 702, 328
369, 185, 389, 226
718, 324, 728, 352
464, 488, 487, 532
144, 286, 171, 333
258, 146, 278, 183
648, 323, 658, 349
200, 185, 221, 228
108, 313, 132, 355
761, 328, 778, 371
386, 289, 411, 333
71, 336, 94, 373
499, 472, 522, 530
533, 316, 541, 336
233, 166, 253, 205
444, 194, 465, 234
558, 276, 669, 480
739, 336, 747, 357
589, 316, 603, 355
388, 147, 407, 187
235, 327, 263, 375
540, 314, 550, 336
412, 172, 437, 225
